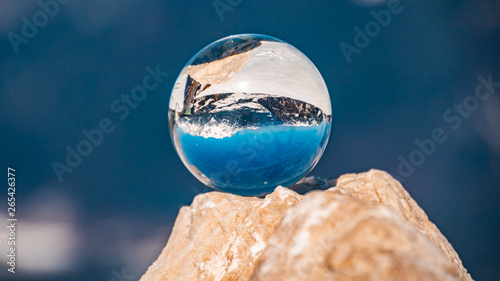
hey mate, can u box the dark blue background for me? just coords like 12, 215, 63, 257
1, 0, 499, 280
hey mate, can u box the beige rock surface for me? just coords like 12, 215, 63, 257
140, 186, 302, 281
330, 170, 472, 281
251, 191, 458, 281
140, 169, 472, 281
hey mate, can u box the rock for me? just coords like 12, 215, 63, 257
330, 170, 472, 281
140, 170, 473, 281
251, 191, 458, 281
139, 186, 302, 281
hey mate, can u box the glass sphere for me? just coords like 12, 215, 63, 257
168, 34, 331, 196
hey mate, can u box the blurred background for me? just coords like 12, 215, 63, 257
1, 0, 499, 280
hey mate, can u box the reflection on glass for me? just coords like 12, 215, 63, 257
169, 34, 332, 196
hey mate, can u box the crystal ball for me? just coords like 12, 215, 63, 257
168, 34, 331, 196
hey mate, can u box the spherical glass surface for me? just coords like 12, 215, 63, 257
168, 34, 332, 196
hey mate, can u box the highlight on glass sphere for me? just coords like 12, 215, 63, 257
168, 34, 332, 196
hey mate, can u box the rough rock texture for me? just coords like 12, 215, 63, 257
140, 170, 472, 281
140, 186, 302, 281
330, 170, 472, 281
251, 191, 458, 281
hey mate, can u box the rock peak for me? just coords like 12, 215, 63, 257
140, 170, 473, 281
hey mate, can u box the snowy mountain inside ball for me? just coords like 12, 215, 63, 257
168, 34, 332, 196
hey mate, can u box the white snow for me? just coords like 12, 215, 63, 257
196, 41, 332, 115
